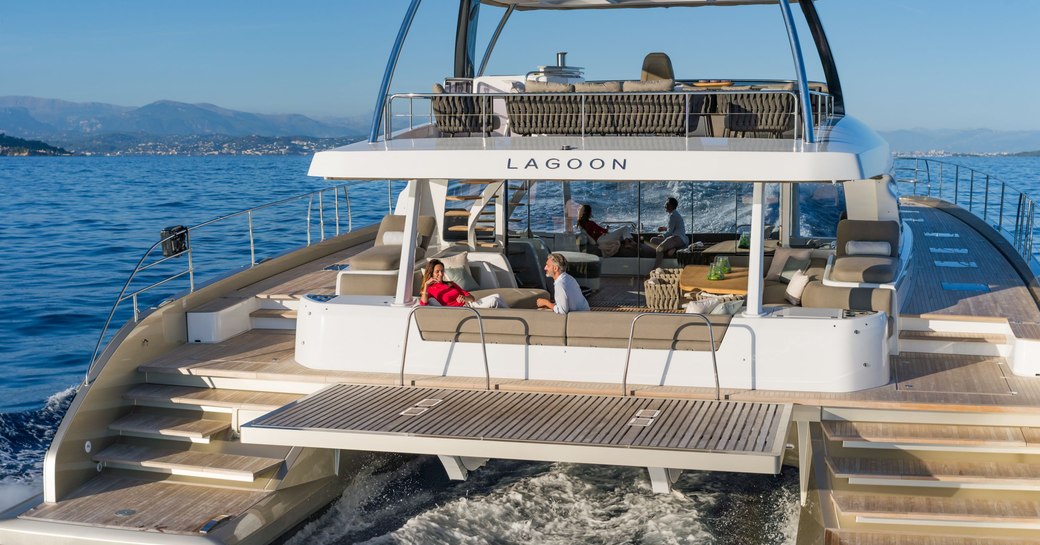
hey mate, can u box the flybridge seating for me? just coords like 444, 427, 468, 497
398, 78, 833, 140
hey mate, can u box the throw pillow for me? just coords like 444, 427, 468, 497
444, 266, 480, 291
710, 298, 746, 315
574, 81, 622, 93
622, 79, 675, 92
765, 247, 813, 281
846, 240, 892, 256
381, 231, 405, 245
439, 251, 468, 270
785, 270, 811, 305
686, 298, 720, 315
778, 256, 811, 284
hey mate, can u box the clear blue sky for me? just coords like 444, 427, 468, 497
2, 0, 1037, 130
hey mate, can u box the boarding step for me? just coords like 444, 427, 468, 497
827, 456, 1040, 491
249, 308, 297, 330
254, 293, 300, 311
109, 411, 230, 444
831, 492, 1040, 530
826, 529, 1040, 545
124, 384, 301, 413
823, 421, 1040, 453
93, 443, 282, 483
900, 314, 1011, 335
898, 330, 1010, 357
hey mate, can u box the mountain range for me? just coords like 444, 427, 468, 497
0, 96, 368, 140
879, 128, 1040, 154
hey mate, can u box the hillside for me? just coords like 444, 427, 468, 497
0, 133, 72, 156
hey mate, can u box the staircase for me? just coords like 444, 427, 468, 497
444, 179, 530, 249
820, 417, 1040, 543
899, 315, 1013, 358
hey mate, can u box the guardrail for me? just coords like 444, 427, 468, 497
893, 157, 1038, 272
400, 306, 491, 391
384, 87, 834, 143
85, 182, 396, 384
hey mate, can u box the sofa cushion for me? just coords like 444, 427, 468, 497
622, 79, 674, 92
765, 247, 813, 281
836, 220, 899, 257
762, 280, 790, 305
350, 245, 427, 271
415, 306, 564, 346
802, 282, 893, 315
567, 311, 730, 350
831, 256, 898, 283
523, 81, 574, 93
471, 288, 548, 310
574, 81, 622, 93
846, 240, 892, 257
444, 266, 479, 291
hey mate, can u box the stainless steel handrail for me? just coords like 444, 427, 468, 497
84, 182, 374, 385
386, 88, 833, 142
400, 306, 491, 391
893, 157, 1039, 273
620, 312, 720, 401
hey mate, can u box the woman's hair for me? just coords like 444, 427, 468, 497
577, 204, 592, 227
422, 258, 443, 285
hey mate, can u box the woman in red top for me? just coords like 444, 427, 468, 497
576, 204, 636, 258
419, 259, 504, 308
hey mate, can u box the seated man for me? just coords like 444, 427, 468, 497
536, 253, 590, 314
648, 197, 689, 269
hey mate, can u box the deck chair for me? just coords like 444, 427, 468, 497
823, 219, 901, 286
640, 52, 674, 82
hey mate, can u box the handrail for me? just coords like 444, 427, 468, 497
386, 87, 833, 142
400, 306, 491, 391
84, 182, 381, 386
620, 312, 720, 401
893, 157, 1039, 274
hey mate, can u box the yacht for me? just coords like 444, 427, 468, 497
2, 1, 1039, 543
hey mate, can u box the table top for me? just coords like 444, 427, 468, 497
679, 265, 749, 295
702, 239, 780, 255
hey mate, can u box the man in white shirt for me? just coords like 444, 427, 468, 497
649, 196, 689, 269
536, 253, 590, 314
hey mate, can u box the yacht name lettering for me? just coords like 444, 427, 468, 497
506, 157, 627, 171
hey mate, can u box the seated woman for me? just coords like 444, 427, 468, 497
419, 259, 505, 308
576, 204, 637, 258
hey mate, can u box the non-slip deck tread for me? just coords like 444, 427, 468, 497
93, 444, 282, 480
827, 456, 1040, 484
823, 421, 1027, 447
831, 492, 1040, 523
109, 413, 230, 440
124, 384, 301, 412
898, 331, 1007, 343
20, 475, 270, 534
826, 530, 1040, 545
247, 384, 791, 457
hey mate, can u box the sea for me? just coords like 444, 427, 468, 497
1, 154, 1037, 544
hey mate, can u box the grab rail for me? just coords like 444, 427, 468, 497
400, 306, 491, 391
893, 157, 1039, 273
620, 312, 720, 400
85, 182, 391, 385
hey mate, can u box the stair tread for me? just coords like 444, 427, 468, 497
832, 492, 1040, 523
124, 384, 300, 412
447, 225, 495, 232
899, 331, 1006, 343
445, 195, 484, 201
456, 180, 493, 184
94, 443, 281, 479
828, 456, 1040, 483
109, 413, 230, 440
826, 529, 1040, 545
250, 308, 297, 319
444, 210, 471, 217
823, 421, 1028, 447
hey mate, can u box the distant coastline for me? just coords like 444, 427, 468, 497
0, 133, 72, 156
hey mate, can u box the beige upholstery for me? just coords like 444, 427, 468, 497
574, 81, 622, 93
523, 81, 574, 93
622, 79, 674, 92
567, 312, 730, 350
470, 288, 547, 310
337, 270, 421, 297
830, 256, 898, 283
416, 306, 564, 346
836, 220, 900, 257
640, 52, 674, 82
762, 257, 828, 305
802, 282, 893, 315
351, 215, 436, 271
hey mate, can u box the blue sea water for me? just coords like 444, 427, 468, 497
0, 154, 1037, 543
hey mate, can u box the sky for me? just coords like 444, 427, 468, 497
1, 0, 1038, 131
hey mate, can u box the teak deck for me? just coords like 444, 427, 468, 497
242, 384, 793, 474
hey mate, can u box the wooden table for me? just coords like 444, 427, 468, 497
679, 265, 749, 295
702, 239, 779, 255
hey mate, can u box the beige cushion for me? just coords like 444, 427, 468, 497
801, 282, 893, 315
471, 288, 548, 310
444, 266, 479, 291
831, 256, 898, 283
567, 311, 730, 350
836, 220, 899, 257
574, 81, 622, 93
779, 256, 811, 284
350, 245, 426, 271
686, 298, 720, 315
762, 280, 790, 305
785, 270, 811, 305
433, 83, 445, 94
440, 251, 468, 270
765, 247, 814, 281
622, 79, 674, 92
415, 306, 563, 346
523, 81, 574, 93
375, 215, 436, 249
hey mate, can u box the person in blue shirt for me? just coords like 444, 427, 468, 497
649, 197, 689, 269
535, 253, 590, 314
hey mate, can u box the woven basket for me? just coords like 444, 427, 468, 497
644, 278, 680, 309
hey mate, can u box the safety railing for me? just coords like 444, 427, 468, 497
893, 157, 1039, 272
85, 181, 397, 384
384, 87, 834, 143
400, 306, 491, 391
620, 312, 720, 400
